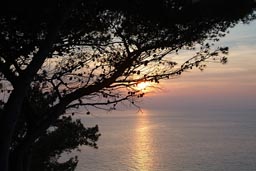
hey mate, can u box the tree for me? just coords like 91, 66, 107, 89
0, 0, 255, 171
6, 86, 100, 171
29, 116, 99, 171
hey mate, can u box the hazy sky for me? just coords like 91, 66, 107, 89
140, 19, 256, 113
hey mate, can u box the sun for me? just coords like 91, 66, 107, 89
136, 82, 151, 91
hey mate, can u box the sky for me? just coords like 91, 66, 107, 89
3, 15, 254, 115
139, 19, 256, 113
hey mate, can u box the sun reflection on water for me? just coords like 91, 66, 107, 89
132, 111, 155, 171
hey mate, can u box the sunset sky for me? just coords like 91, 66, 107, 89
140, 19, 256, 112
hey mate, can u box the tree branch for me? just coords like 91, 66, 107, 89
66, 95, 132, 109
0, 62, 16, 84
20, 0, 81, 85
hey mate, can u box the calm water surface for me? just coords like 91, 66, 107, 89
74, 111, 256, 171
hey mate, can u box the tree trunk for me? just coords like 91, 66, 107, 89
10, 144, 32, 171
0, 138, 10, 171
0, 86, 28, 171
0, 112, 19, 171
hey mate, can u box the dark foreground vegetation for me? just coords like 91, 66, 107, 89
0, 0, 255, 170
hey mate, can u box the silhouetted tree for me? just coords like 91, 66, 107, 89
29, 116, 99, 171
6, 86, 100, 171
0, 0, 255, 171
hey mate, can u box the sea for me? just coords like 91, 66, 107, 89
71, 110, 256, 171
